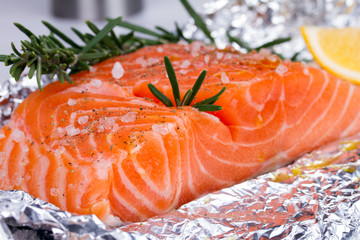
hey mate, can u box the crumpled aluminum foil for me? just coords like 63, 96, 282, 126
2, 0, 360, 239
183, 0, 360, 59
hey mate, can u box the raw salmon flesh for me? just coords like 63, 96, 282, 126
0, 42, 359, 223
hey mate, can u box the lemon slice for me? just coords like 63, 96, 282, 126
301, 26, 360, 84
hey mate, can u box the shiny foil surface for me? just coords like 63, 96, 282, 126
183, 0, 360, 59
2, 0, 360, 239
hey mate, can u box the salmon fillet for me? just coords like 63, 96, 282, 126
0, 42, 359, 223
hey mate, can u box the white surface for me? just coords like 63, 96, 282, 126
0, 0, 208, 85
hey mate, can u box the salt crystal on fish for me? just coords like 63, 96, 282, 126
204, 55, 210, 64
191, 41, 202, 57
80, 129, 88, 135
221, 72, 230, 83
65, 125, 80, 136
112, 61, 124, 79
0, 152, 6, 165
12, 129, 25, 143
224, 53, 233, 60
90, 79, 102, 88
147, 58, 159, 66
216, 52, 224, 60
276, 63, 288, 76
152, 124, 170, 135
90, 66, 97, 72
57, 127, 66, 138
136, 57, 147, 68
0, 132, 5, 140
67, 98, 76, 106
267, 55, 278, 62
78, 116, 89, 125
98, 125, 105, 133
180, 69, 188, 75
55, 146, 65, 157
121, 112, 136, 123
50, 187, 58, 197
101, 117, 115, 130
157, 47, 164, 52
180, 60, 191, 69
70, 112, 76, 121
259, 48, 272, 56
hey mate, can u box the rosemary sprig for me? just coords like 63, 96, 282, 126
148, 56, 226, 112
0, 0, 208, 90
180, 0, 214, 43
227, 31, 292, 58
0, 17, 125, 89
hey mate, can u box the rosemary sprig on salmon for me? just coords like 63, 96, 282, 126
0, 0, 210, 91
148, 56, 226, 111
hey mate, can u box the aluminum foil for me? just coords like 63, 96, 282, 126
183, 0, 360, 59
2, 0, 360, 239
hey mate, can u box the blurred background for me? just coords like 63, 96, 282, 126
0, 0, 208, 83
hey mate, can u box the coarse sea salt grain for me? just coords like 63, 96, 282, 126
90, 79, 102, 88
80, 129, 88, 135
221, 72, 230, 83
57, 127, 66, 138
216, 52, 224, 60
90, 66, 97, 72
70, 112, 77, 121
204, 55, 210, 64
147, 58, 159, 66
259, 48, 272, 56
78, 116, 89, 125
112, 61, 125, 79
100, 117, 115, 130
12, 129, 25, 143
191, 41, 202, 57
136, 57, 147, 68
180, 60, 191, 69
0, 132, 5, 140
267, 55, 278, 62
152, 124, 170, 135
50, 187, 58, 197
98, 125, 105, 133
180, 69, 188, 75
55, 146, 65, 157
275, 63, 288, 76
121, 111, 136, 123
65, 125, 80, 136
67, 98, 76, 106
157, 47, 164, 53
